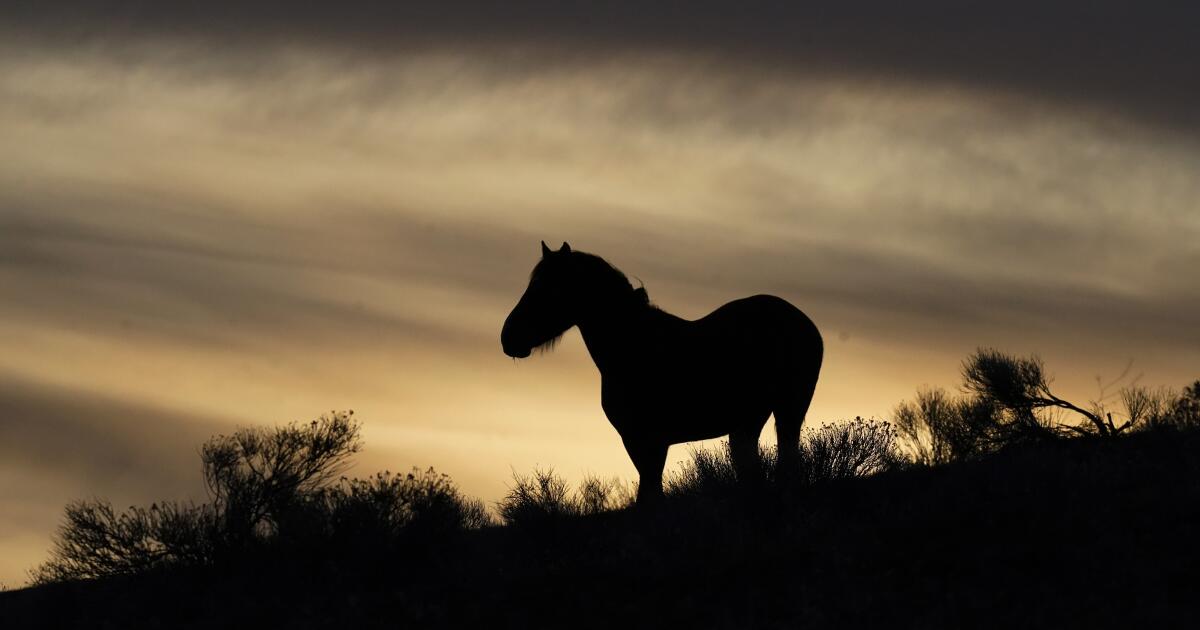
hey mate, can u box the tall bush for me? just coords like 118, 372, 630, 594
32, 411, 487, 584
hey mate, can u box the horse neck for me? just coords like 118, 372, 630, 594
575, 298, 662, 373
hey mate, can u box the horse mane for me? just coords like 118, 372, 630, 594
565, 251, 653, 308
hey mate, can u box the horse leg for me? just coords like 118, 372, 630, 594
729, 428, 763, 485
774, 370, 819, 474
624, 438, 667, 505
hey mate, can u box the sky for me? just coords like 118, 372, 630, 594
2, 2, 1198, 586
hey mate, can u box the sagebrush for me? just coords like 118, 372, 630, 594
32, 412, 487, 584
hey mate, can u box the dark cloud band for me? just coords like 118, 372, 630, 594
5, 1, 1199, 131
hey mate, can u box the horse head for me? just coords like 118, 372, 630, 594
501, 241, 577, 358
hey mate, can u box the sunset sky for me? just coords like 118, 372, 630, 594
2, 2, 1198, 586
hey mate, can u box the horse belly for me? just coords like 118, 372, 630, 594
678, 379, 773, 440
602, 374, 772, 445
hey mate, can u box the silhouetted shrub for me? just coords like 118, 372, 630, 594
577, 476, 632, 515
895, 349, 1167, 464
895, 350, 1199, 464
960, 349, 1093, 439
32, 411, 487, 585
321, 468, 492, 545
1131, 381, 1200, 432
30, 500, 219, 584
665, 443, 742, 497
788, 417, 901, 484
895, 388, 1005, 464
497, 469, 631, 525
1171, 381, 1200, 428
202, 411, 362, 549
666, 417, 900, 497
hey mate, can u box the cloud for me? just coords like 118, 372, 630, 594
3, 1, 1198, 133
0, 201, 528, 354
0, 375, 224, 497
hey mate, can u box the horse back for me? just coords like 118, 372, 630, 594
696, 294, 822, 352
638, 294, 822, 393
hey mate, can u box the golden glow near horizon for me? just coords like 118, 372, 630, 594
1, 43, 1198, 586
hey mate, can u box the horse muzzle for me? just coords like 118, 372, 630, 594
503, 343, 532, 359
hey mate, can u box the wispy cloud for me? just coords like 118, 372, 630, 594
5, 1, 1198, 130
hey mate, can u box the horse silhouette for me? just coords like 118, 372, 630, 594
502, 242, 823, 503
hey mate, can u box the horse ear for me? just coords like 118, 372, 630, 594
541, 241, 552, 258
560, 242, 571, 253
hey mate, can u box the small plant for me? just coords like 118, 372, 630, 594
1128, 381, 1200, 432
666, 417, 899, 497
895, 388, 1003, 465
321, 468, 492, 543
497, 469, 631, 525
665, 443, 742, 497
577, 476, 631, 515
788, 417, 900, 484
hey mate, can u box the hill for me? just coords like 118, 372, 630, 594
3, 426, 1198, 629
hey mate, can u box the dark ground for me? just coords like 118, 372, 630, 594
3, 428, 1199, 629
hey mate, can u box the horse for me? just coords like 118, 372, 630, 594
501, 241, 823, 504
